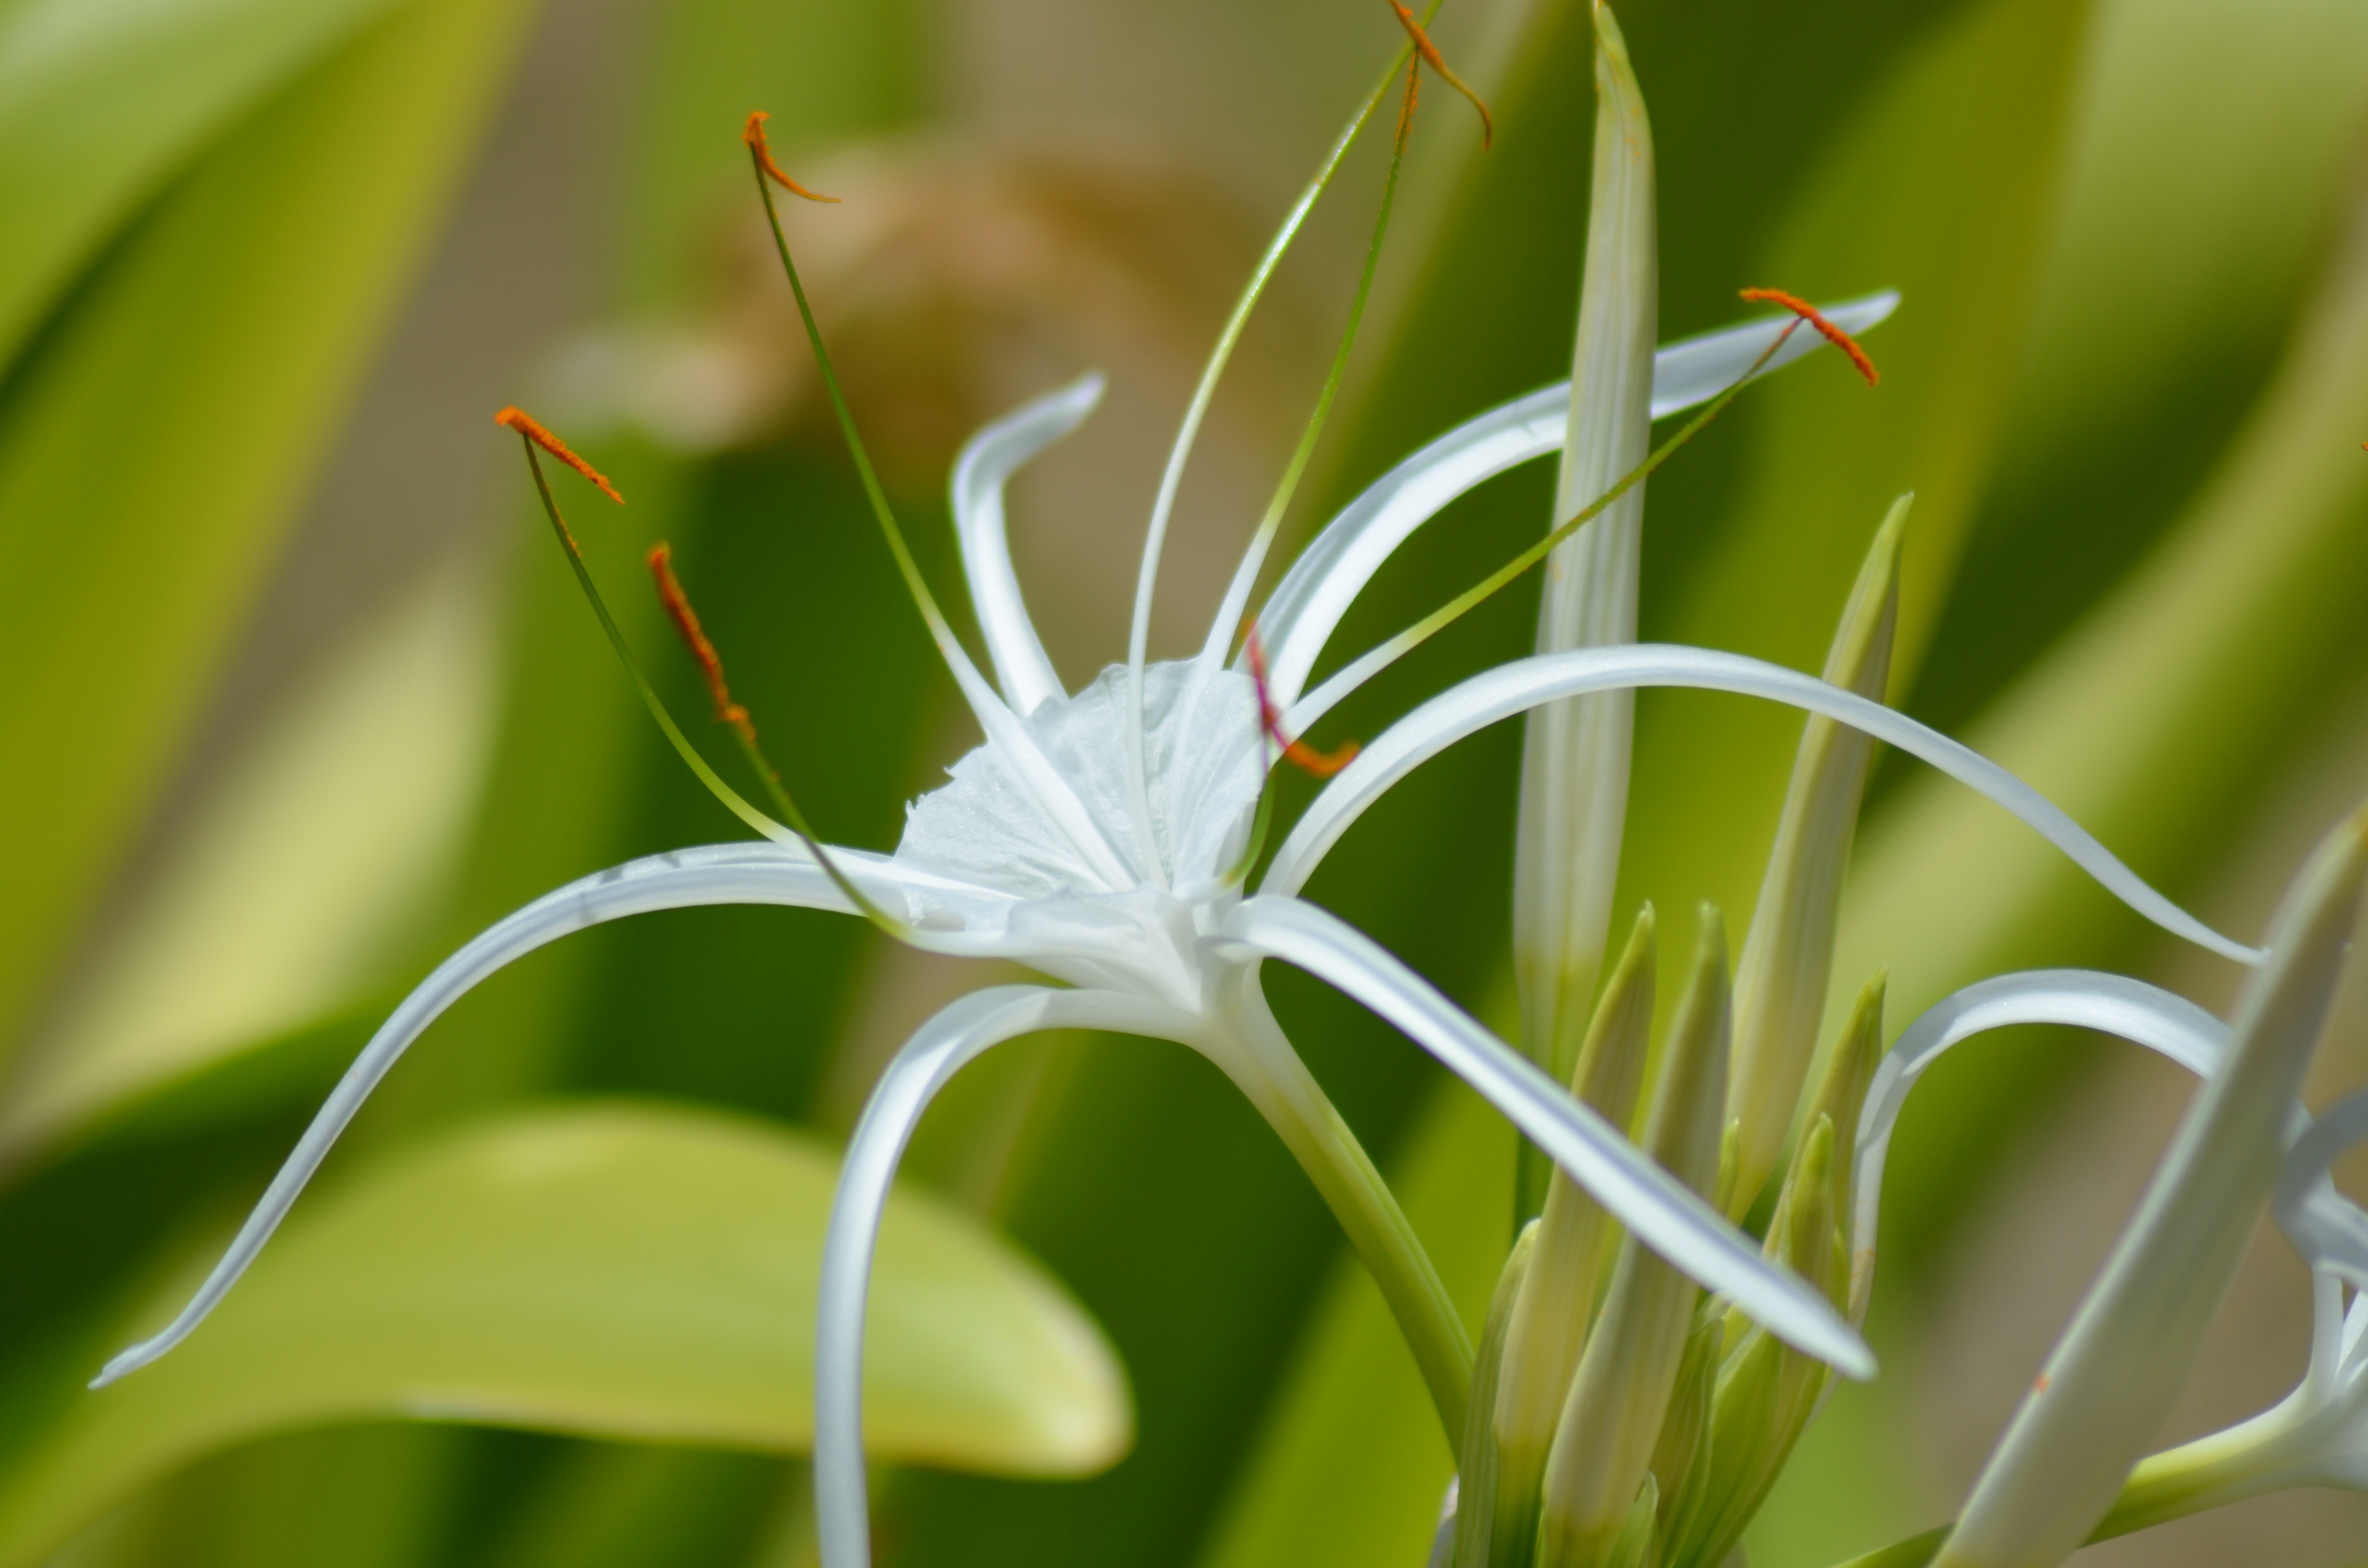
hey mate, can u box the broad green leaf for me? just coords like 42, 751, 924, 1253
0, 562, 498, 1165
1192, 1080, 1512, 1568
0, 0, 405, 364
0, 0, 538, 1070
0, 1102, 1129, 1567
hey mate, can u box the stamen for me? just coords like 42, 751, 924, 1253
498, 424, 909, 936
1738, 288, 1879, 386
742, 110, 841, 204
1389, 0, 1493, 148
1247, 625, 1360, 778
494, 405, 625, 504
648, 542, 755, 746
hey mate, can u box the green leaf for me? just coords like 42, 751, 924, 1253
0, 0, 406, 365
0, 564, 498, 1164
0, 0, 538, 1070
0, 1102, 1130, 1567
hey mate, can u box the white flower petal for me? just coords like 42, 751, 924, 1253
816, 985, 1205, 1568
87, 842, 931, 1390
950, 375, 1101, 715
1213, 894, 1872, 1378
1849, 969, 2230, 1322
2276, 1085, 2368, 1293
1243, 294, 1899, 710
1260, 645, 2261, 968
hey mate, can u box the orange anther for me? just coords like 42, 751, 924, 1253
1245, 626, 1362, 780
1738, 288, 1880, 387
648, 542, 756, 746
494, 406, 625, 503
742, 111, 840, 204
1389, 1, 1493, 149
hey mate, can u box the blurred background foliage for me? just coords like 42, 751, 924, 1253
2, 0, 2366, 1564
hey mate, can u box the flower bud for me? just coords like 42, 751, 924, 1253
1513, 0, 1658, 1218
1536, 908, 1729, 1568
1491, 908, 1659, 1565
1725, 496, 1907, 1219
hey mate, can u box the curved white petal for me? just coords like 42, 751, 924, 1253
1848, 970, 2230, 1322
1242, 293, 1900, 708
817, 985, 1199, 1568
1213, 895, 1872, 1378
1260, 645, 2262, 968
88, 841, 948, 1389
950, 375, 1102, 715
2278, 1086, 2368, 1293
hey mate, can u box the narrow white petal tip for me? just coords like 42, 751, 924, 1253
89, 1345, 152, 1389
1842, 290, 1902, 330
1039, 370, 1107, 419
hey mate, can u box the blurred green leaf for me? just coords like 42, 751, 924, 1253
54, 1424, 463, 1568
0, 563, 498, 1164
0, 0, 538, 1070
1913, 0, 2368, 732
1616, 0, 2088, 998
0, 0, 406, 364
0, 1102, 1130, 1566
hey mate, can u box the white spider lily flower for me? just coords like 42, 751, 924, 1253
1933, 806, 2367, 1568
1514, 0, 1657, 1133
81, 192, 2255, 1568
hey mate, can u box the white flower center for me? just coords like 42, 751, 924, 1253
888, 661, 1267, 1007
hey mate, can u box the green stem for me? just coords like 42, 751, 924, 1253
749, 159, 967, 669
1220, 976, 1473, 1439
1823, 1441, 2291, 1568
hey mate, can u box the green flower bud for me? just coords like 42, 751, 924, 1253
1491, 907, 1659, 1568
1454, 1220, 1543, 1568
1669, 1115, 1843, 1568
1537, 908, 1730, 1568
1725, 497, 1907, 1219
1513, 0, 1658, 1217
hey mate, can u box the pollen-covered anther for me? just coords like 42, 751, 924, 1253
494, 405, 625, 503
1738, 288, 1880, 386
648, 542, 757, 746
1246, 625, 1361, 779
1388, 0, 1493, 148
742, 110, 840, 204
